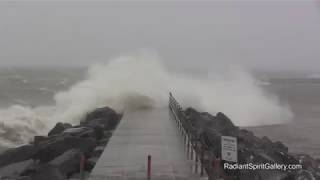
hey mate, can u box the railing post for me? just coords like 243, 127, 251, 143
147, 155, 151, 180
200, 148, 204, 176
214, 157, 220, 180
207, 155, 213, 179
183, 131, 186, 153
187, 136, 190, 159
190, 141, 193, 160
80, 154, 85, 180
195, 151, 199, 174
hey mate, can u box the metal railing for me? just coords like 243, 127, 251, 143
169, 92, 222, 179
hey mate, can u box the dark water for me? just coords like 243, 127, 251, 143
0, 67, 319, 158
0, 67, 84, 107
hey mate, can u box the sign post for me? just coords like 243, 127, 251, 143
221, 136, 238, 163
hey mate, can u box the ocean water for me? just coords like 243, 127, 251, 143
0, 67, 84, 108
247, 79, 320, 158
0, 67, 84, 150
0, 65, 318, 159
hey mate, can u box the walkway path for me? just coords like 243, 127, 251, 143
89, 107, 203, 180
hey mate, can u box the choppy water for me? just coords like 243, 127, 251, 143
0, 67, 84, 108
0, 67, 318, 159
0, 67, 84, 151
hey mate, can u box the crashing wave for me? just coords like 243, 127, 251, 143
0, 51, 293, 146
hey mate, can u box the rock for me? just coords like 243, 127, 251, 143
63, 126, 104, 140
295, 154, 320, 171
93, 126, 104, 140
254, 152, 277, 163
0, 176, 31, 180
180, 106, 320, 180
91, 146, 105, 157
238, 129, 261, 149
34, 137, 96, 163
294, 170, 316, 180
185, 108, 209, 129
0, 160, 34, 178
98, 137, 110, 146
48, 123, 72, 137
49, 149, 82, 176
271, 151, 299, 165
0, 106, 123, 180
63, 127, 95, 138
261, 136, 273, 149
16, 177, 31, 180
86, 157, 99, 171
69, 171, 90, 180
82, 106, 121, 130
201, 128, 221, 148
185, 108, 238, 136
33, 136, 49, 146
215, 112, 238, 136
272, 141, 289, 153
30, 165, 66, 180
0, 145, 37, 168
103, 131, 112, 138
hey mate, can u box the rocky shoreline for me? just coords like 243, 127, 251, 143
0, 106, 122, 180
182, 107, 320, 180
0, 105, 319, 180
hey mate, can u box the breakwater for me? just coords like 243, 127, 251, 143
0, 107, 122, 180
169, 93, 320, 180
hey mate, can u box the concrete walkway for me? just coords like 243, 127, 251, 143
89, 107, 203, 180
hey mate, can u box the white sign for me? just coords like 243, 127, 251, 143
221, 136, 238, 162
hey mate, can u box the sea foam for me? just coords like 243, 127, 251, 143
0, 52, 293, 147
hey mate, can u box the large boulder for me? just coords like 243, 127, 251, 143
62, 127, 95, 138
48, 123, 72, 137
69, 172, 90, 180
62, 126, 104, 140
0, 160, 34, 178
0, 145, 37, 168
30, 165, 66, 180
215, 112, 239, 136
200, 128, 221, 155
34, 136, 96, 163
49, 149, 82, 176
81, 107, 121, 130
98, 137, 110, 146
294, 154, 320, 179
93, 126, 104, 140
238, 129, 261, 150
185, 108, 238, 136
272, 141, 289, 153
91, 146, 105, 157
185, 108, 211, 130
85, 157, 99, 172
0, 176, 31, 180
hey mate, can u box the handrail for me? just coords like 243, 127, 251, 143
169, 92, 218, 179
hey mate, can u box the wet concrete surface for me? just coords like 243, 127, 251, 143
89, 107, 204, 180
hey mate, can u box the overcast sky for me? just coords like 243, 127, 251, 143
0, 1, 319, 71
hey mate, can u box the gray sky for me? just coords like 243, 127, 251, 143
0, 1, 320, 71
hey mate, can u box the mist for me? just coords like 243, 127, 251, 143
0, 51, 293, 146
54, 52, 292, 126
